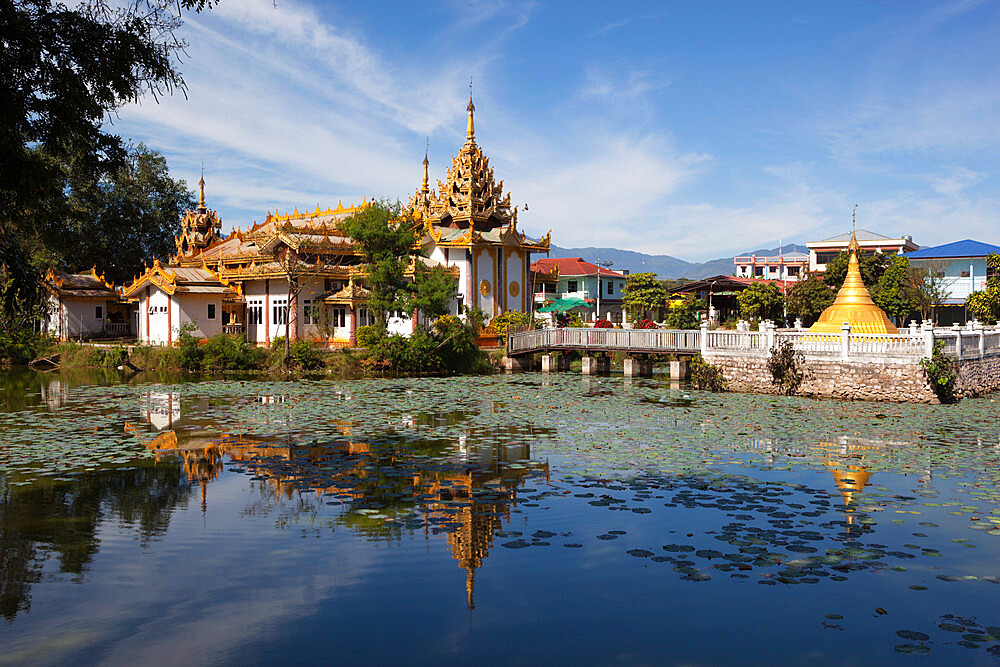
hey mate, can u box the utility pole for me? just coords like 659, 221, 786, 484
595, 259, 614, 322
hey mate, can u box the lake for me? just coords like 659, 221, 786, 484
2, 368, 1000, 664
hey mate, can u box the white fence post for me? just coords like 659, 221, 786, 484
923, 327, 934, 357
954, 323, 963, 361
764, 321, 775, 351
700, 322, 709, 356
840, 323, 851, 361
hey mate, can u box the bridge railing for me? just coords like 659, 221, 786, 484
507, 327, 700, 354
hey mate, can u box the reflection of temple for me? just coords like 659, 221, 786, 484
140, 411, 548, 609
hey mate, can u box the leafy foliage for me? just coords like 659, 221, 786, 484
966, 254, 1000, 324
355, 325, 380, 348
920, 340, 958, 404
491, 310, 537, 339
622, 273, 668, 323
766, 340, 803, 395
179, 324, 266, 372
784, 275, 835, 326
341, 200, 420, 328
664, 294, 703, 330
0, 225, 44, 362
362, 315, 488, 374
873, 255, 920, 323
822, 250, 889, 289
405, 263, 457, 325
690, 353, 726, 391
289, 340, 323, 371
1, 0, 213, 229
19, 144, 194, 284
737, 282, 783, 323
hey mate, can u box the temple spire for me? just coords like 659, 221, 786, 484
422, 137, 430, 195
197, 168, 207, 213
466, 82, 476, 143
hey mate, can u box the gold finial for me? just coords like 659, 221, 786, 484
848, 204, 860, 253
422, 137, 430, 195
197, 166, 207, 213
466, 79, 476, 142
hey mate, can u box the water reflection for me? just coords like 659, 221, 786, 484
0, 459, 194, 622
140, 397, 550, 610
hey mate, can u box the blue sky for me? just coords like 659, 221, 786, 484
113, 0, 1000, 261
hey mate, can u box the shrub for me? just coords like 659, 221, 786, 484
636, 318, 659, 330
690, 353, 726, 391
491, 310, 535, 339
594, 319, 613, 328
355, 325, 382, 348
766, 340, 803, 395
201, 332, 266, 371
921, 340, 958, 404
290, 339, 323, 370
88, 345, 128, 369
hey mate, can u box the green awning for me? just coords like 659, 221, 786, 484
538, 296, 592, 313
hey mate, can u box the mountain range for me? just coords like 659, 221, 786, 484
545, 244, 810, 280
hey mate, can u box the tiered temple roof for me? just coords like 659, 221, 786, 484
410, 96, 550, 252
44, 267, 118, 299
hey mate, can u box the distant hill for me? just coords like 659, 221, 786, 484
544, 244, 809, 280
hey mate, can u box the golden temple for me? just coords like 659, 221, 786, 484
808, 219, 898, 334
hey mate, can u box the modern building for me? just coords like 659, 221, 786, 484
733, 251, 809, 282
806, 229, 918, 273
42, 268, 134, 341
121, 97, 550, 346
529, 257, 628, 322
905, 239, 1000, 324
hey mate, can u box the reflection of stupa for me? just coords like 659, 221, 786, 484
809, 217, 898, 334
826, 463, 872, 525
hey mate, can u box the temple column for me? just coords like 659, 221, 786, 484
289, 283, 299, 342
349, 307, 357, 347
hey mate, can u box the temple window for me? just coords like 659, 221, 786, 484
607, 281, 613, 295
95, 306, 103, 319
303, 300, 318, 325
332, 307, 346, 328
208, 304, 216, 320
273, 299, 288, 325
568, 280, 578, 292
247, 300, 263, 325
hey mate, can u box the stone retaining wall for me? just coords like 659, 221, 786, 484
704, 353, 939, 403
956, 355, 1000, 398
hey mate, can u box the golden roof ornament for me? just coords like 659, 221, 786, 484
466, 91, 476, 143
808, 205, 898, 334
197, 168, 207, 213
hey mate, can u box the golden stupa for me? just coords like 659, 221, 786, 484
808, 222, 898, 334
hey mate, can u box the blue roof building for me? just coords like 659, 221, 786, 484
905, 239, 1000, 312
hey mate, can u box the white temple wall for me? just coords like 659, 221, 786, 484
242, 280, 267, 344
505, 247, 525, 313
175, 294, 223, 340
296, 282, 327, 341
475, 249, 494, 315
443, 247, 471, 315
143, 287, 172, 345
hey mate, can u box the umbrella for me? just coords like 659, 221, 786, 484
537, 296, 591, 313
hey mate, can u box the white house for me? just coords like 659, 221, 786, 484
43, 268, 131, 341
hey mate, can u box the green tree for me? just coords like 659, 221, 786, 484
24, 144, 196, 284
966, 253, 1000, 323
822, 250, 890, 289
663, 294, 703, 330
907, 260, 951, 323
406, 264, 457, 326
1, 0, 215, 227
341, 199, 420, 329
737, 282, 783, 323
0, 225, 44, 362
873, 255, 919, 324
784, 274, 835, 326
622, 272, 668, 323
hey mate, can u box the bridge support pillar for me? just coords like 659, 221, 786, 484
542, 354, 557, 372
581, 355, 596, 375
670, 358, 690, 380
503, 355, 531, 371
596, 355, 610, 374
625, 356, 654, 377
